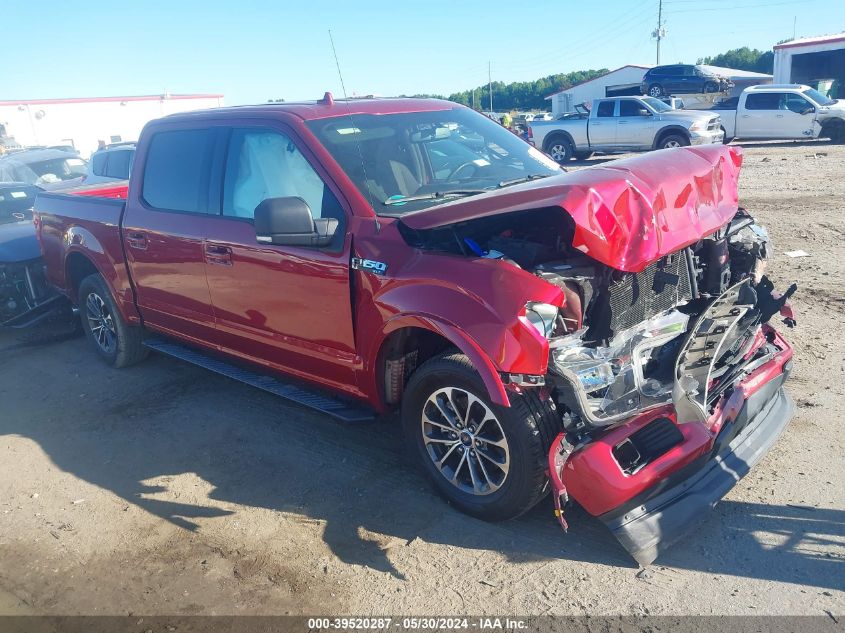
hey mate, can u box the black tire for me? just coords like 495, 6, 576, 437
78, 273, 148, 368
821, 120, 845, 144
720, 126, 733, 144
647, 84, 664, 97
658, 133, 690, 150
401, 352, 560, 521
574, 151, 594, 161
544, 136, 574, 163
704, 81, 719, 94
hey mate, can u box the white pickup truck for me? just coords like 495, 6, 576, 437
714, 84, 845, 143
528, 96, 723, 162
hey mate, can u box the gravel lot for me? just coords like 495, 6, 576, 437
1, 141, 843, 617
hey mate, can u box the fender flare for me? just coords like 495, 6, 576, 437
653, 125, 691, 149
375, 314, 511, 408
542, 130, 576, 153
63, 228, 138, 323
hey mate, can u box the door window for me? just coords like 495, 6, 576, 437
619, 101, 648, 117
596, 101, 616, 118
222, 129, 341, 222
142, 129, 217, 213
745, 93, 782, 110
782, 94, 812, 114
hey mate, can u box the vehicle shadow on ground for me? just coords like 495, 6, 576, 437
2, 335, 842, 589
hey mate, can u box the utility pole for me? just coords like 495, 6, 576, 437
488, 61, 493, 114
652, 0, 666, 65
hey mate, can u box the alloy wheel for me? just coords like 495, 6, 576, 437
85, 291, 117, 354
421, 387, 510, 496
548, 143, 569, 162
664, 139, 682, 148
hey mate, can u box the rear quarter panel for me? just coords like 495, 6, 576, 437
35, 192, 137, 322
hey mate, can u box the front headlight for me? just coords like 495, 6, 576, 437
689, 120, 706, 132
523, 302, 559, 339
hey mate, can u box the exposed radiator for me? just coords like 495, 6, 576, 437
607, 249, 693, 334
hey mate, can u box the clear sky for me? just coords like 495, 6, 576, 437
5, 0, 843, 105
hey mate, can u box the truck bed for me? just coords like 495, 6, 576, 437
35, 191, 135, 319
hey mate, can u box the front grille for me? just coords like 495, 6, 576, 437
708, 118, 720, 131
607, 250, 693, 334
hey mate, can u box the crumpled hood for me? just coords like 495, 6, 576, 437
0, 220, 40, 263
399, 144, 743, 273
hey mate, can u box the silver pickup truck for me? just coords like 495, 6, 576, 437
529, 96, 724, 162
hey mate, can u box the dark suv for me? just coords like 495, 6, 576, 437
641, 64, 733, 97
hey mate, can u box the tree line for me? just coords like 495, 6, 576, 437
407, 47, 774, 112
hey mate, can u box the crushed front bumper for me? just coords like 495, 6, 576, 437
602, 375, 793, 565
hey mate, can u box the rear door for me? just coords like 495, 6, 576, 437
202, 123, 358, 392
122, 126, 220, 341
589, 100, 617, 147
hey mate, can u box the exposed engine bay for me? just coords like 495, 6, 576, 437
400, 206, 797, 431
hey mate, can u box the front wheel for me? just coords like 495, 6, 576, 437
648, 84, 664, 97
659, 133, 690, 149
704, 81, 719, 93
78, 273, 148, 368
401, 352, 560, 521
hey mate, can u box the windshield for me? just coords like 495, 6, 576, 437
0, 185, 39, 225
0, 156, 87, 186
306, 107, 563, 215
802, 88, 836, 106
641, 97, 673, 113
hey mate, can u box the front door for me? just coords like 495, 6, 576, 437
203, 126, 359, 394
122, 127, 219, 342
616, 100, 655, 149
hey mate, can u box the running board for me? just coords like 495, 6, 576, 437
143, 338, 375, 423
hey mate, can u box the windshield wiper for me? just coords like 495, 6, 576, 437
497, 173, 554, 188
382, 190, 489, 206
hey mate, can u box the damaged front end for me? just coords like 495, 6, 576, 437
543, 211, 797, 565
398, 145, 797, 564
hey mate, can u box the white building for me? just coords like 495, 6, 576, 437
773, 33, 845, 96
0, 93, 224, 157
545, 65, 651, 117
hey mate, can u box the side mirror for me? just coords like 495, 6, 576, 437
801, 106, 815, 115
254, 197, 338, 247
637, 109, 651, 116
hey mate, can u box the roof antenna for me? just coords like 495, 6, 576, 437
328, 29, 379, 231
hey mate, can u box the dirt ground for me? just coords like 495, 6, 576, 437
0, 141, 843, 618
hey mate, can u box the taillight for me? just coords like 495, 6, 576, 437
527, 127, 533, 139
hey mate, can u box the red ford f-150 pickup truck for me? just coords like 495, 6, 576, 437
34, 95, 797, 565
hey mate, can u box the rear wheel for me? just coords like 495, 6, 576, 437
401, 352, 560, 521
78, 274, 148, 368
648, 84, 664, 97
659, 133, 690, 149
545, 136, 574, 163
